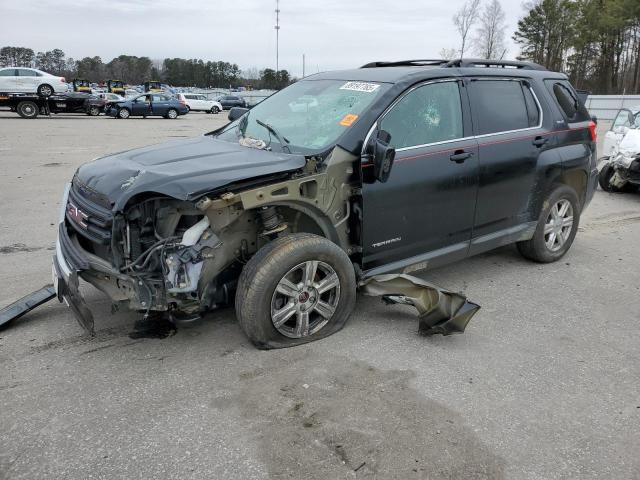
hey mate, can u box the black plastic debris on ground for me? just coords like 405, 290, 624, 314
0, 285, 56, 329
359, 274, 480, 336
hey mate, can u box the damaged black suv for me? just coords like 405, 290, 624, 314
53, 59, 598, 348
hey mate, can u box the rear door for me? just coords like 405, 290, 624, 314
15, 68, 39, 92
151, 94, 170, 115
467, 78, 547, 253
362, 79, 479, 273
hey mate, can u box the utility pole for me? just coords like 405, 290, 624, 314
275, 0, 280, 72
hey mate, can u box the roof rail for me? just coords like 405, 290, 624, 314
444, 58, 547, 70
360, 58, 547, 71
360, 59, 450, 68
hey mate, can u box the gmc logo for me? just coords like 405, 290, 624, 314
67, 202, 88, 229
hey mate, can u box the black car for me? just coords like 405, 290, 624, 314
53, 59, 597, 348
216, 94, 247, 109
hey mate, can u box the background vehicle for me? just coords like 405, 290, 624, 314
0, 92, 93, 118
215, 94, 247, 109
0, 67, 68, 96
53, 59, 597, 348
144, 81, 162, 92
72, 79, 92, 93
106, 79, 125, 96
106, 93, 188, 119
84, 92, 125, 116
601, 106, 640, 159
598, 107, 640, 192
176, 93, 222, 113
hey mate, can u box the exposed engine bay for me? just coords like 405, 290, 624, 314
68, 146, 359, 325
599, 128, 640, 192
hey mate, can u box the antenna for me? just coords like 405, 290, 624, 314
274, 0, 280, 72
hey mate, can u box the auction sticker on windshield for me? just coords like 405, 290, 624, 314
339, 114, 359, 126
339, 82, 380, 93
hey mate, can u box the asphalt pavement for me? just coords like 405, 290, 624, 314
0, 111, 638, 479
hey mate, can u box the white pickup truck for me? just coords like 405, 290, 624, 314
175, 93, 223, 114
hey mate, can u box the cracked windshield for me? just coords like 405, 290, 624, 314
215, 79, 390, 154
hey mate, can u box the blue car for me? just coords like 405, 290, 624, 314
106, 93, 189, 119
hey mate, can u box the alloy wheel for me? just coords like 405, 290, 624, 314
544, 199, 573, 252
270, 261, 341, 338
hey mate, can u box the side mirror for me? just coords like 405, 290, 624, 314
629, 112, 636, 127
372, 130, 395, 183
228, 107, 248, 121
591, 115, 598, 125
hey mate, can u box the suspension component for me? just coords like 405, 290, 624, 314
259, 206, 288, 236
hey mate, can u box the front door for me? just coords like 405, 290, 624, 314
131, 95, 151, 116
361, 80, 479, 274
0, 69, 17, 91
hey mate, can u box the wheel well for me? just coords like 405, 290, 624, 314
559, 169, 587, 207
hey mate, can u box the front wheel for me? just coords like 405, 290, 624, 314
117, 107, 130, 119
210, 106, 220, 114
235, 233, 356, 349
598, 165, 623, 192
166, 108, 178, 119
88, 106, 101, 116
517, 185, 580, 263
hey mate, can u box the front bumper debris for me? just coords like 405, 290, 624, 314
359, 274, 480, 336
0, 285, 56, 329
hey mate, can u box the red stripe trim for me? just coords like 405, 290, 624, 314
361, 126, 589, 167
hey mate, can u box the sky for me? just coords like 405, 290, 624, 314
0, 0, 529, 78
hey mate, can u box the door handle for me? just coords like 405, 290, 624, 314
450, 150, 473, 163
533, 136, 549, 147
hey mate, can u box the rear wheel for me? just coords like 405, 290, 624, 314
235, 233, 356, 349
166, 108, 178, 119
117, 107, 130, 119
16, 101, 39, 119
37, 84, 53, 97
517, 185, 580, 263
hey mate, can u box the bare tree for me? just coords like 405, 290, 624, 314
453, 0, 482, 59
439, 47, 459, 60
474, 0, 507, 59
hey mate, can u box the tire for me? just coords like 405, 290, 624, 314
186, 106, 190, 112
517, 185, 580, 263
117, 107, 130, 119
37, 84, 53, 97
166, 108, 178, 119
16, 101, 39, 119
598, 165, 622, 192
210, 106, 220, 114
235, 233, 356, 349
88, 106, 101, 116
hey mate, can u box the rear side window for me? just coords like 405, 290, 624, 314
470, 80, 532, 135
553, 83, 577, 118
545, 80, 590, 122
522, 83, 540, 127
17, 69, 37, 76
380, 81, 463, 149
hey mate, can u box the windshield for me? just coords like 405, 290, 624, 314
214, 79, 390, 154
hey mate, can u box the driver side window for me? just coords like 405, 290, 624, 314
380, 81, 463, 149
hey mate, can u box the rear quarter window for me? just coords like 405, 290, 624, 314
544, 79, 590, 122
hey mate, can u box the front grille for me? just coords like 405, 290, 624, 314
65, 181, 113, 245
59, 223, 89, 271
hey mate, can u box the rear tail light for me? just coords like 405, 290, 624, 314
60, 77, 66, 83
588, 120, 597, 142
